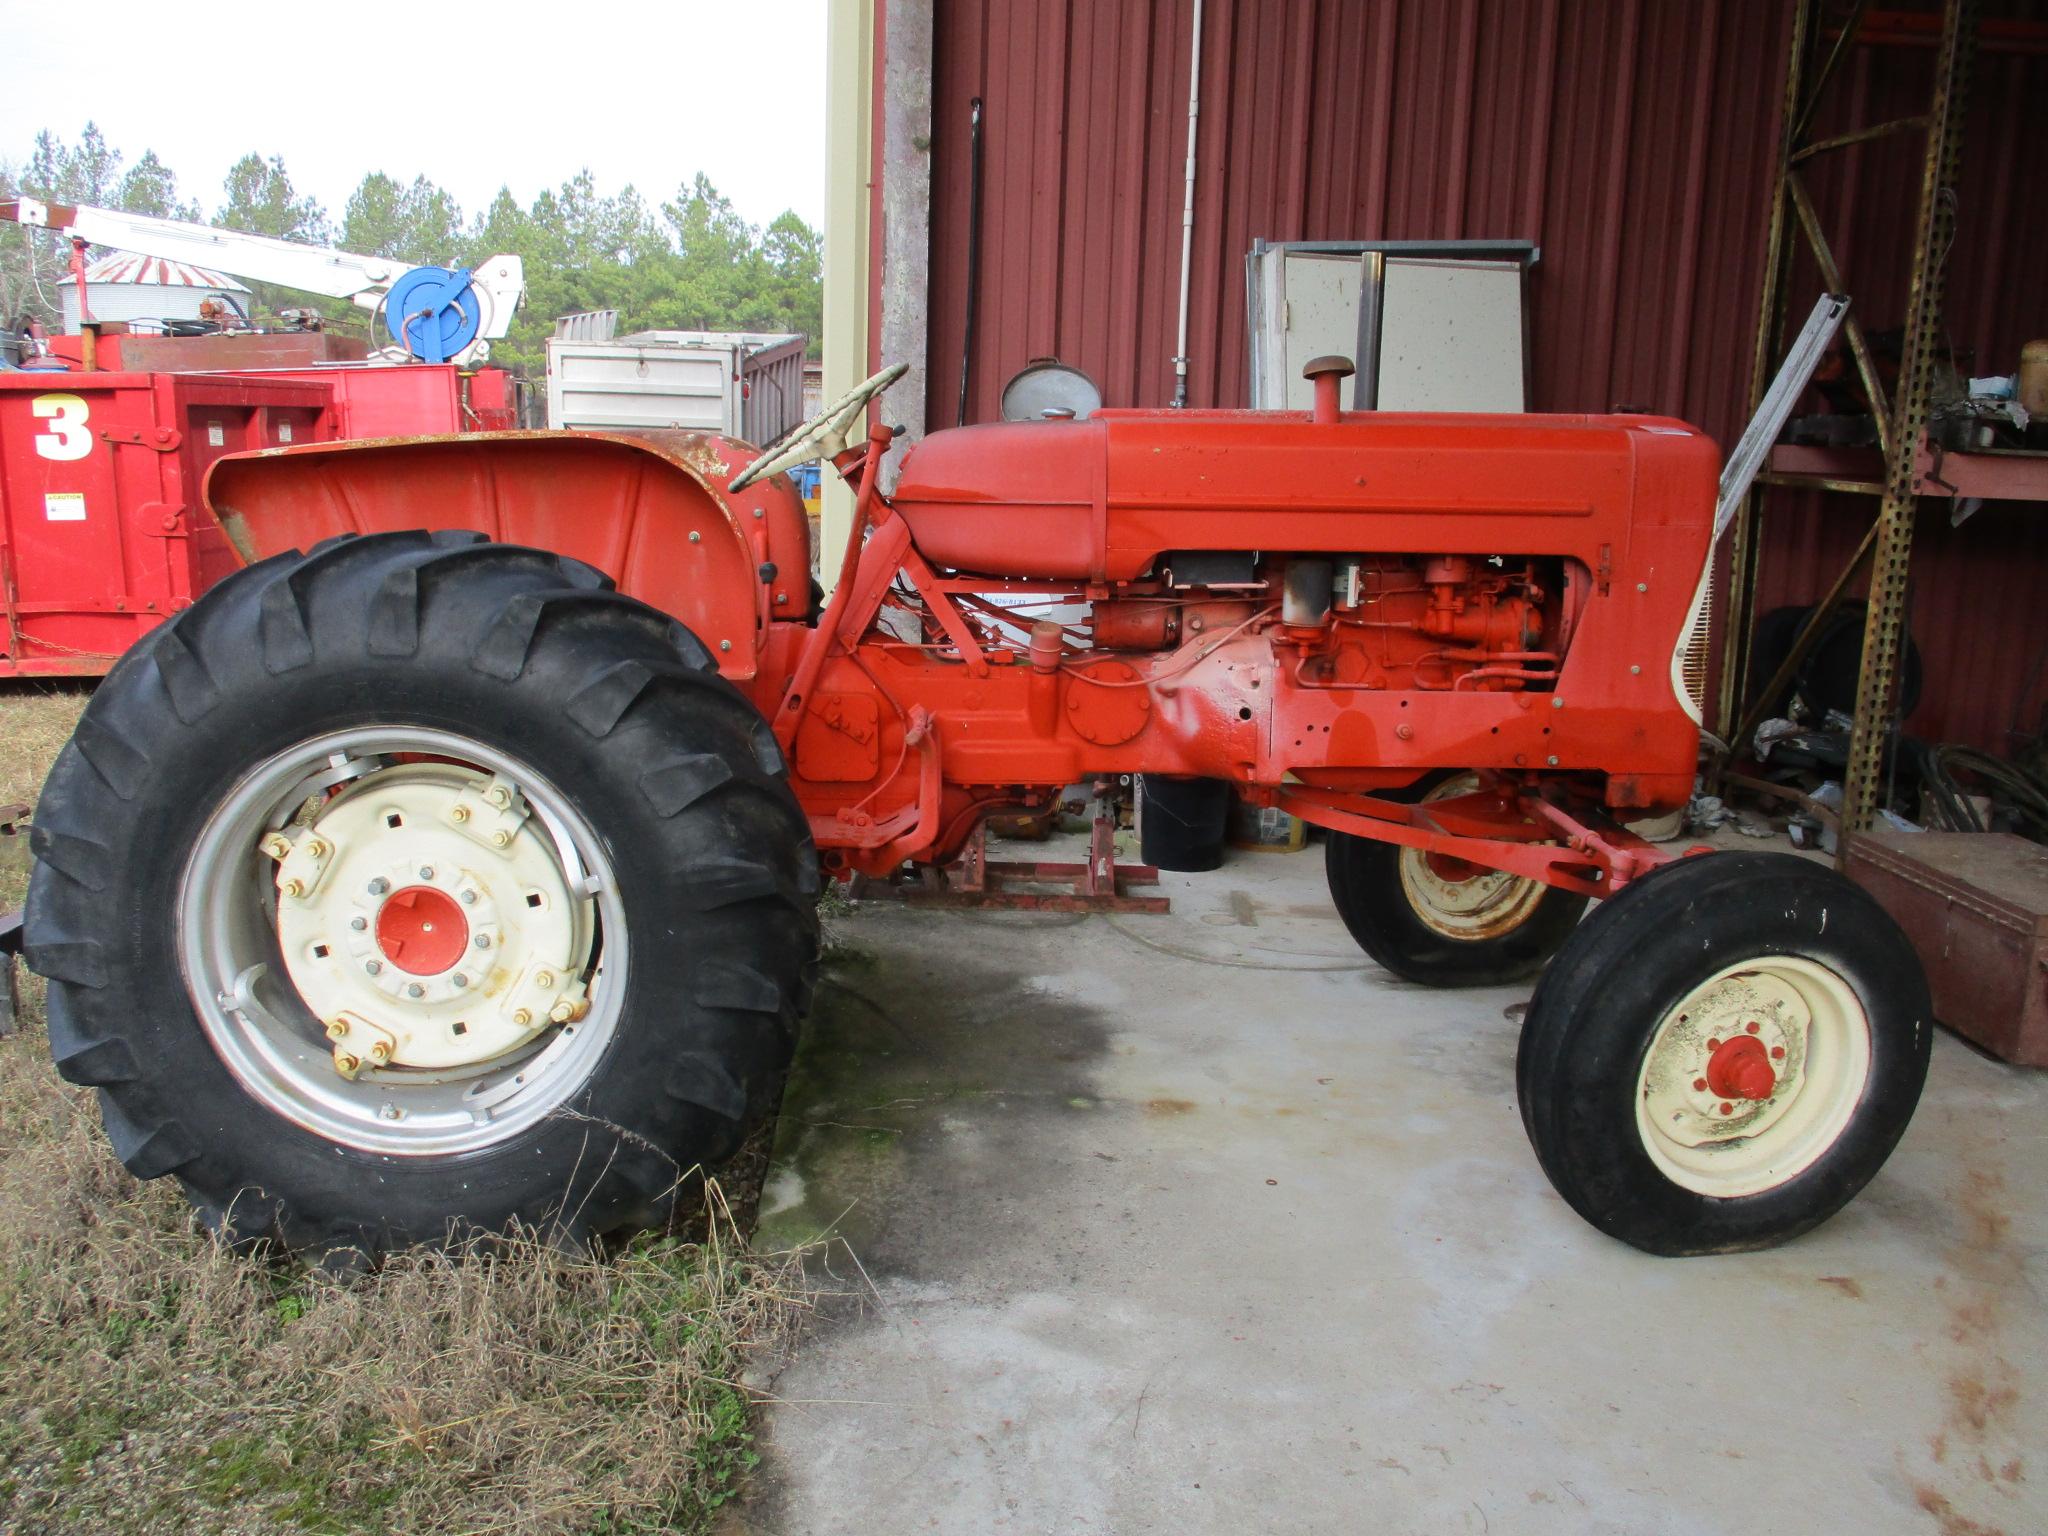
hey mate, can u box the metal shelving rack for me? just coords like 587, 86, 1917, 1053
1715, 0, 1991, 841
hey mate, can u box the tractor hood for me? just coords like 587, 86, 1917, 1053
888, 408, 1717, 582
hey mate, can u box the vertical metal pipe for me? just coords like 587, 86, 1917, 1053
1171, 0, 1204, 408
956, 97, 983, 428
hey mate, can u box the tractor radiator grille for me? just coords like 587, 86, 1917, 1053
1672, 563, 1713, 724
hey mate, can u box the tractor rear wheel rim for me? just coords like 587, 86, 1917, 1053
1633, 956, 1871, 1198
178, 727, 627, 1157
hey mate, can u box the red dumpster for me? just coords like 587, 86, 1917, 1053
0, 371, 338, 677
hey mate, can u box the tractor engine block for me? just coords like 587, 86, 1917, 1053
1092, 553, 1580, 695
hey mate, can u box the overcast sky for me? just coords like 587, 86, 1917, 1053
0, 0, 828, 233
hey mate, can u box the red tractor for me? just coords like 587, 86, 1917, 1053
24, 357, 1929, 1262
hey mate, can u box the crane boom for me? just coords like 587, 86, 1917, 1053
1, 196, 524, 360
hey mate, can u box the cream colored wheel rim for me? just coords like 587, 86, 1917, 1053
1634, 956, 1872, 1198
179, 728, 624, 1157
1397, 773, 1549, 940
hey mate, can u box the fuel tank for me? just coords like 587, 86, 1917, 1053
888, 409, 1717, 581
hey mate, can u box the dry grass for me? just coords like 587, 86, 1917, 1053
0, 687, 87, 913
0, 689, 808, 1534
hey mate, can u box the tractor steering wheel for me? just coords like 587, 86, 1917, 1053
727, 362, 910, 494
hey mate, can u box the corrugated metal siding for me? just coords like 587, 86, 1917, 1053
927, 0, 1793, 440
921, 0, 2048, 752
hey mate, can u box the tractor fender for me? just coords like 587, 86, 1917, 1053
202, 430, 811, 680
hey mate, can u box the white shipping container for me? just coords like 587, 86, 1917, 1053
545, 329, 807, 445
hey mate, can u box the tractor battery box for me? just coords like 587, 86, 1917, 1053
1841, 829, 2048, 1066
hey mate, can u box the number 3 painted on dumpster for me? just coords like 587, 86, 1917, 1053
32, 393, 93, 461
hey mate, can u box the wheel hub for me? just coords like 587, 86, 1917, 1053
375, 886, 469, 974
1645, 978, 1804, 1141
183, 726, 628, 1158
1397, 772, 1551, 941
1705, 1032, 1778, 1103
268, 763, 592, 1075
1634, 958, 1873, 1198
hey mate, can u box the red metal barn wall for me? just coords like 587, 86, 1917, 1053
921, 0, 2048, 754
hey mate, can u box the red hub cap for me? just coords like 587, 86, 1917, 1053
1706, 1033, 1777, 1102
1424, 851, 1481, 882
374, 886, 469, 975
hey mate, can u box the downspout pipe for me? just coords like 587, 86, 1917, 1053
957, 97, 984, 427
1170, 0, 1203, 408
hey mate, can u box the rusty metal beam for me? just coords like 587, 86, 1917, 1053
1842, 0, 1977, 841
1785, 171, 1895, 460
1715, 0, 1814, 746
1794, 0, 1873, 141
1790, 114, 1929, 164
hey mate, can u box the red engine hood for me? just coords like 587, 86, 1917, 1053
888, 409, 1717, 581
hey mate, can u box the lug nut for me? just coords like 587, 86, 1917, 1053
549, 1000, 577, 1024
535, 971, 555, 989
280, 877, 306, 898
475, 934, 491, 949
335, 1052, 361, 1074
368, 877, 390, 895
453, 973, 469, 989
325, 1020, 349, 1041
418, 866, 434, 880
380, 1104, 401, 1121
491, 831, 511, 848
460, 890, 478, 905
1745, 1021, 1761, 1034
406, 983, 425, 999
1770, 1045, 1786, 1060
350, 915, 367, 931
512, 1008, 533, 1027
451, 805, 471, 823
365, 959, 383, 976
1692, 1077, 1707, 1091
305, 840, 326, 859
487, 787, 510, 809
367, 1041, 392, 1064
260, 832, 293, 860
1719, 1101, 1734, 1115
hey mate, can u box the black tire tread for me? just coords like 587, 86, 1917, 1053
26, 531, 819, 1259
1324, 774, 1589, 986
1515, 851, 1932, 1255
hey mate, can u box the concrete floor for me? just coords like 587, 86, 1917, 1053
740, 836, 2047, 1536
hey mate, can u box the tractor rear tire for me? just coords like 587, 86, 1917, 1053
26, 531, 819, 1262
1515, 851, 1930, 1255
1324, 772, 1588, 986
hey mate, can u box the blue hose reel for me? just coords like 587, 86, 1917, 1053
382, 265, 483, 363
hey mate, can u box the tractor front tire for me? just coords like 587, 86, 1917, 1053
1515, 851, 1931, 1255
26, 531, 818, 1261
1325, 772, 1588, 986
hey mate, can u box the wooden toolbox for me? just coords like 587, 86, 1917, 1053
1841, 829, 2048, 1066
